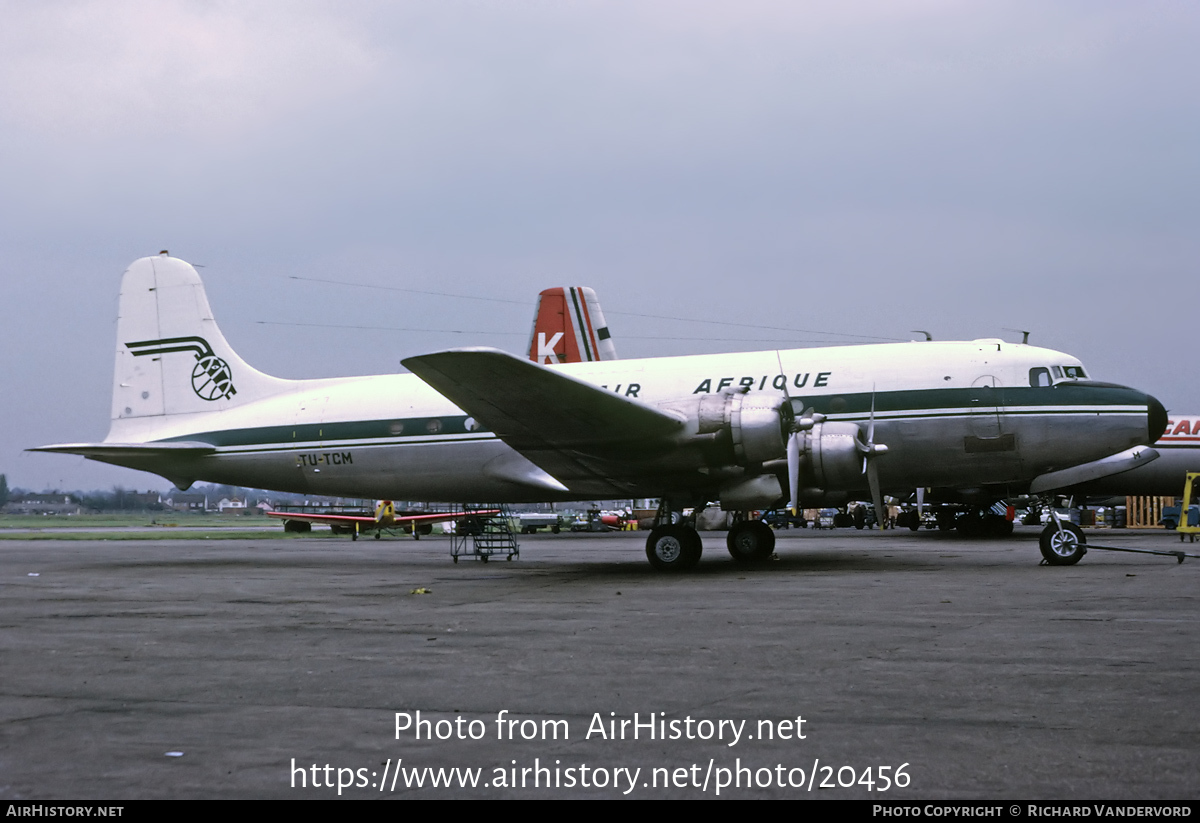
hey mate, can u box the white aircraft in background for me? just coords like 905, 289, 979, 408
1069, 415, 1199, 497
34, 254, 1166, 569
1030, 415, 1200, 562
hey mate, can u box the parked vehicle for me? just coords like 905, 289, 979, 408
760, 509, 807, 529
1160, 504, 1200, 531
815, 508, 838, 530
518, 512, 562, 534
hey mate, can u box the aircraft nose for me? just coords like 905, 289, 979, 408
1147, 394, 1168, 443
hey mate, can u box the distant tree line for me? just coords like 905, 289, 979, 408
0, 476, 310, 513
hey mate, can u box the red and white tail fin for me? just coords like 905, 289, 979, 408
526, 287, 617, 364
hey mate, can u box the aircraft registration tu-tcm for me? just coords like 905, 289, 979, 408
34, 253, 1167, 570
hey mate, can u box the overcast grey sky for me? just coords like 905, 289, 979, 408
3, 0, 1196, 493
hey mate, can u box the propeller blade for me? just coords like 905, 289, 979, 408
787, 432, 800, 514
867, 387, 876, 444
916, 487, 925, 517
867, 459, 885, 530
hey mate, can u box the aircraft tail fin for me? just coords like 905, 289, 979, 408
110, 253, 291, 427
526, 286, 617, 364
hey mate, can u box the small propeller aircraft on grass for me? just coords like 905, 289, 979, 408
266, 500, 500, 540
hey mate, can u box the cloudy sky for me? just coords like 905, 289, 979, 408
2, 0, 1196, 493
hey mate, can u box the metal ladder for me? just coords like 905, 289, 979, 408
451, 503, 519, 563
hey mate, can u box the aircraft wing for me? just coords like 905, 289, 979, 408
402, 348, 687, 493
266, 511, 377, 525
266, 510, 499, 527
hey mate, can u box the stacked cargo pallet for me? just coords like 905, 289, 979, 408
1125, 496, 1176, 529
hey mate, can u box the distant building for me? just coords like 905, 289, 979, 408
217, 497, 247, 514
165, 492, 209, 512
2, 494, 81, 515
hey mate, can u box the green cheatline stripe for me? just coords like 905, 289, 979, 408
152, 384, 1146, 452
161, 415, 484, 448
797, 384, 1147, 415
206, 436, 497, 455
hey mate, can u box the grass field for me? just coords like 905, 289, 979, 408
0, 513, 272, 529
0, 512, 316, 539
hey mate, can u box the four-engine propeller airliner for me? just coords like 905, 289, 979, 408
33, 254, 1167, 570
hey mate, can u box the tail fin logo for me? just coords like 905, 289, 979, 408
126, 336, 238, 401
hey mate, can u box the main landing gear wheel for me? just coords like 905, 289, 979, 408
645, 525, 702, 571
727, 520, 775, 563
1039, 522, 1087, 565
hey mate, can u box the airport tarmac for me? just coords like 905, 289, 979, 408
1, 527, 1197, 800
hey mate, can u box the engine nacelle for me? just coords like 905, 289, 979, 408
796, 421, 867, 493
657, 389, 794, 467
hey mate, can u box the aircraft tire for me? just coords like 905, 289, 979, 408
1039, 522, 1087, 565
646, 525, 701, 571
726, 520, 775, 563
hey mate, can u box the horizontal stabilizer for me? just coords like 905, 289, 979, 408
28, 442, 216, 490
29, 442, 217, 458
1029, 446, 1159, 494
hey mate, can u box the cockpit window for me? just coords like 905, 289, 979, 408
1029, 367, 1051, 387
1045, 364, 1088, 384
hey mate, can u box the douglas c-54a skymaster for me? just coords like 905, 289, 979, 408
34, 254, 1167, 570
